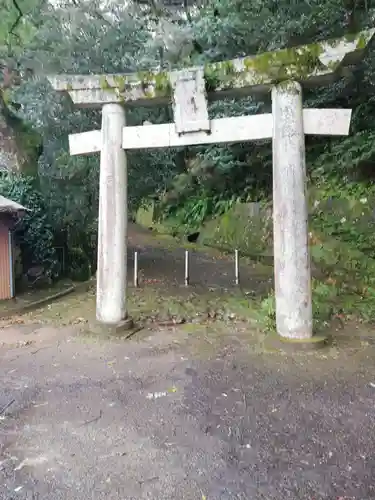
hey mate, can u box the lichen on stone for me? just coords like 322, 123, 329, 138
203, 60, 236, 92
356, 32, 370, 50
230, 42, 326, 88
99, 76, 110, 90
113, 70, 172, 100
49, 29, 373, 104
201, 30, 372, 92
113, 75, 126, 93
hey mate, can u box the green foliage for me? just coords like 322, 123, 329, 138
0, 173, 59, 277
0, 0, 42, 59
166, 196, 237, 231
258, 293, 276, 332
67, 247, 91, 282
0, 169, 98, 283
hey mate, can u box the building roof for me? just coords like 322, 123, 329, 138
0, 195, 29, 213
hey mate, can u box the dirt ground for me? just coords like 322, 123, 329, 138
1, 224, 375, 500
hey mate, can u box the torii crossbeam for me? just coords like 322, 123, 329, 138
69, 109, 351, 155
48, 29, 373, 341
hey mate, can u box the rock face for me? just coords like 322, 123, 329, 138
0, 108, 19, 171
198, 202, 273, 257
0, 100, 41, 174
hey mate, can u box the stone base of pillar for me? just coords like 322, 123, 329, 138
89, 317, 135, 338
264, 332, 330, 353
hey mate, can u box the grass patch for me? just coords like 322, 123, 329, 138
14, 284, 262, 332
0, 279, 76, 316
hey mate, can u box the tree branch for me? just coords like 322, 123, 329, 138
183, 0, 192, 22
9, 0, 23, 40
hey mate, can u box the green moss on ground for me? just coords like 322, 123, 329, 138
11, 283, 260, 331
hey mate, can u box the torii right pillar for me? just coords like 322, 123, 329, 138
272, 81, 312, 339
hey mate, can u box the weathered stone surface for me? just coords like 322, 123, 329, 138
264, 331, 330, 352
90, 317, 135, 337
47, 29, 374, 107
272, 81, 313, 340
96, 103, 128, 325
68, 109, 351, 154
170, 68, 210, 134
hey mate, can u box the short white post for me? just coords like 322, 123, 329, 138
184, 250, 189, 286
234, 249, 239, 286
134, 251, 139, 287
271, 81, 313, 339
96, 103, 128, 324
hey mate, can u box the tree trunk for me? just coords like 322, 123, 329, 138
0, 96, 41, 175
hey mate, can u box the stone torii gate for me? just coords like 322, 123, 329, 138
48, 29, 373, 341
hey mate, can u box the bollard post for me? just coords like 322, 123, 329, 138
134, 251, 138, 287
184, 250, 189, 286
235, 249, 239, 286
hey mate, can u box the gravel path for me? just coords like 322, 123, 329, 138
0, 322, 374, 499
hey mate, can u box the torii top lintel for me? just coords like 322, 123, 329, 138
47, 29, 374, 108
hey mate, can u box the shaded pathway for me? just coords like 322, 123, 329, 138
127, 223, 273, 296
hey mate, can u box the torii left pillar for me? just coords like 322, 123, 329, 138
59, 99, 129, 327
97, 103, 128, 325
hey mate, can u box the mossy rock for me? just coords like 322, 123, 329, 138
0, 101, 42, 175
136, 203, 155, 228
199, 202, 273, 256
136, 203, 189, 237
